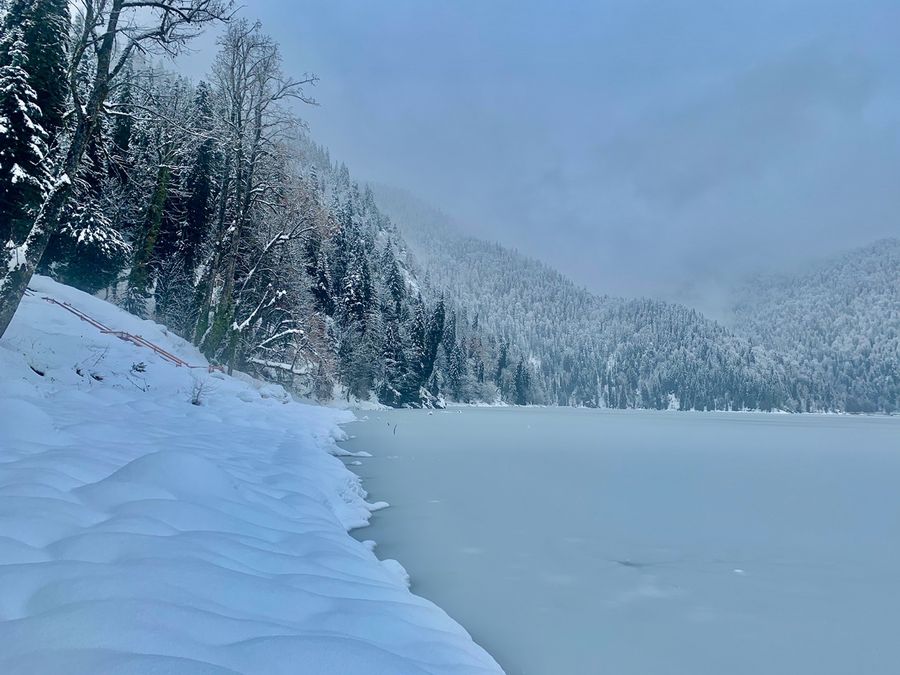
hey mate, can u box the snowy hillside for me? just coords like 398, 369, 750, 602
731, 239, 900, 413
0, 277, 502, 674
375, 186, 797, 411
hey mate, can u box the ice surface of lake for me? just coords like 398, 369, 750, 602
339, 408, 900, 675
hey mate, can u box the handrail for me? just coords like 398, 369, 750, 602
31, 289, 222, 372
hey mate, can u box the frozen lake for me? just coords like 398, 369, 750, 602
339, 408, 900, 675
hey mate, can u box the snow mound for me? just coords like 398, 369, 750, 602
0, 277, 502, 674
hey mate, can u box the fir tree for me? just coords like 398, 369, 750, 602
0, 0, 69, 143
421, 296, 445, 385
109, 65, 135, 182
45, 193, 130, 293
495, 340, 509, 387
181, 81, 216, 274
384, 251, 406, 318
314, 251, 336, 315
377, 315, 407, 406
514, 358, 530, 406
0, 30, 51, 257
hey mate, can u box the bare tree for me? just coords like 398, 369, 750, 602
0, 0, 231, 337
193, 20, 316, 373
234, 173, 332, 379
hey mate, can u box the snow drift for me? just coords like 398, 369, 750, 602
0, 276, 502, 674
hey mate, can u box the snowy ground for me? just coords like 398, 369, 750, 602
0, 277, 502, 675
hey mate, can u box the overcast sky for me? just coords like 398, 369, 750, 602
183, 0, 900, 303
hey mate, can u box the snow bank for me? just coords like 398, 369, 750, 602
0, 277, 502, 674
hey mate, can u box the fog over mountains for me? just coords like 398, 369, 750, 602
2, 0, 893, 413
375, 185, 899, 413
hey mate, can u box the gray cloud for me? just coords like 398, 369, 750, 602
180, 1, 900, 304
595, 47, 876, 210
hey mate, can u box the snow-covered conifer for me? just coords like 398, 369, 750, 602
0, 30, 51, 261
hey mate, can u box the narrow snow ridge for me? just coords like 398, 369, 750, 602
0, 276, 502, 675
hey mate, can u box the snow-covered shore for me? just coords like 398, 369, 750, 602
0, 277, 502, 674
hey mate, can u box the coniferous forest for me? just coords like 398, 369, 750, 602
0, 1, 896, 411
0, 2, 534, 407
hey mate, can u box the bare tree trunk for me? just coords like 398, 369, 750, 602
0, 0, 124, 337
126, 164, 171, 316
0, 177, 75, 334
0, 101, 99, 335
193, 148, 232, 347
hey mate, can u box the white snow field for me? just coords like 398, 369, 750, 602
0, 277, 502, 675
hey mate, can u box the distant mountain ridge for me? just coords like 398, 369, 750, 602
374, 185, 804, 411
376, 185, 899, 412
729, 238, 900, 413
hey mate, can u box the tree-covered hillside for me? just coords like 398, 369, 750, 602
0, 3, 530, 407
2, 1, 891, 412
730, 239, 900, 413
375, 187, 802, 411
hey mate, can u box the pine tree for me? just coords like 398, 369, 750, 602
109, 65, 135, 182
421, 296, 445, 386
0, 30, 51, 259
46, 194, 129, 293
495, 340, 509, 386
41, 83, 132, 294
314, 251, 336, 315
125, 72, 192, 317
0, 0, 69, 143
181, 81, 216, 274
446, 340, 473, 402
514, 358, 531, 405
406, 296, 428, 392
340, 239, 373, 331
377, 315, 407, 406
38, 63, 139, 296
384, 251, 406, 318
125, 155, 172, 317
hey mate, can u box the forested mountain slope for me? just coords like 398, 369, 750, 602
0, 6, 518, 408
730, 239, 900, 413
375, 187, 803, 411
288, 138, 532, 406
6, 0, 887, 412
3, 0, 793, 411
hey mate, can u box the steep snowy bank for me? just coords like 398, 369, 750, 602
0, 277, 501, 674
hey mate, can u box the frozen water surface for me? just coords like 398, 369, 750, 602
340, 408, 900, 675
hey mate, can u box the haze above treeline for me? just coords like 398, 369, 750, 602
175, 0, 900, 307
